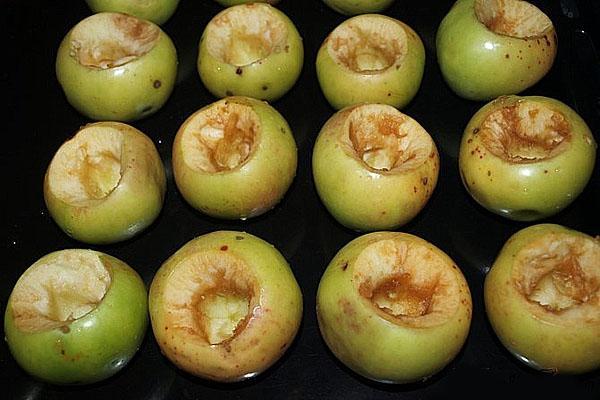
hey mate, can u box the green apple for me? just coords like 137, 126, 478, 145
44, 121, 166, 244
316, 14, 425, 110
458, 95, 597, 221
485, 224, 600, 374
149, 230, 303, 382
322, 0, 395, 15
172, 96, 297, 220
85, 0, 181, 25
197, 3, 303, 102
317, 231, 472, 383
312, 103, 439, 231
56, 12, 178, 121
436, 0, 557, 101
4, 249, 148, 385
214, 0, 281, 6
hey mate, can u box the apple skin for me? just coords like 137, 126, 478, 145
197, 4, 303, 102
317, 231, 472, 383
484, 224, 600, 374
459, 95, 597, 222
172, 96, 297, 220
316, 14, 425, 110
322, 0, 395, 15
56, 13, 178, 122
4, 250, 148, 385
44, 121, 167, 245
312, 104, 439, 232
85, 0, 181, 25
215, 0, 280, 5
436, 0, 557, 101
149, 230, 303, 382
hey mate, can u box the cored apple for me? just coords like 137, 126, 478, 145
312, 103, 439, 231
44, 121, 166, 244
316, 14, 424, 110
322, 0, 395, 15
4, 249, 148, 385
485, 224, 600, 374
197, 3, 303, 101
317, 231, 472, 383
149, 230, 303, 382
172, 96, 297, 220
56, 12, 178, 121
459, 95, 597, 221
85, 0, 181, 25
436, 0, 557, 101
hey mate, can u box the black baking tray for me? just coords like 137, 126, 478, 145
2, 1, 599, 398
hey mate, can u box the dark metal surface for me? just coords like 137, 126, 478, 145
2, 0, 599, 398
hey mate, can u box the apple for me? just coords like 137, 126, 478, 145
56, 12, 178, 121
485, 224, 600, 374
317, 231, 472, 383
197, 3, 303, 102
44, 121, 167, 244
458, 95, 597, 221
149, 230, 303, 382
322, 0, 395, 16
316, 14, 425, 110
436, 0, 557, 101
172, 96, 297, 220
312, 103, 439, 231
4, 249, 148, 385
85, 0, 181, 25
214, 0, 281, 6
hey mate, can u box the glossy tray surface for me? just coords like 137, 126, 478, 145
2, 1, 599, 398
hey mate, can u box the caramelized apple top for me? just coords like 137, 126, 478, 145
327, 15, 406, 73
69, 12, 160, 69
204, 4, 288, 67
10, 251, 111, 333
475, 0, 554, 39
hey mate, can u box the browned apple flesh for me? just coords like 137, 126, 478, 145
69, 13, 159, 69
327, 15, 406, 73
180, 101, 259, 173
160, 251, 258, 345
10, 251, 111, 333
353, 239, 460, 328
342, 104, 433, 172
513, 233, 600, 320
204, 4, 287, 67
47, 125, 124, 206
475, 0, 553, 38
479, 100, 571, 163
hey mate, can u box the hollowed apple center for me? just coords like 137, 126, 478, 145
181, 102, 259, 173
162, 250, 257, 345
10, 250, 111, 333
69, 12, 159, 69
205, 4, 288, 67
47, 125, 123, 206
475, 0, 553, 38
513, 233, 599, 318
328, 15, 406, 73
479, 100, 570, 163
344, 104, 432, 172
354, 239, 459, 327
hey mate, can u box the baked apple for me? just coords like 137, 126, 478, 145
85, 0, 181, 25
322, 0, 395, 15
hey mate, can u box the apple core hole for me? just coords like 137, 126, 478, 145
181, 101, 259, 173
69, 12, 160, 69
345, 104, 432, 172
205, 4, 288, 67
513, 233, 600, 315
327, 15, 406, 73
47, 125, 123, 205
10, 250, 111, 333
475, 0, 553, 39
353, 238, 459, 327
479, 100, 571, 163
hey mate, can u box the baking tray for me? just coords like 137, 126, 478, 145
2, 0, 599, 398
